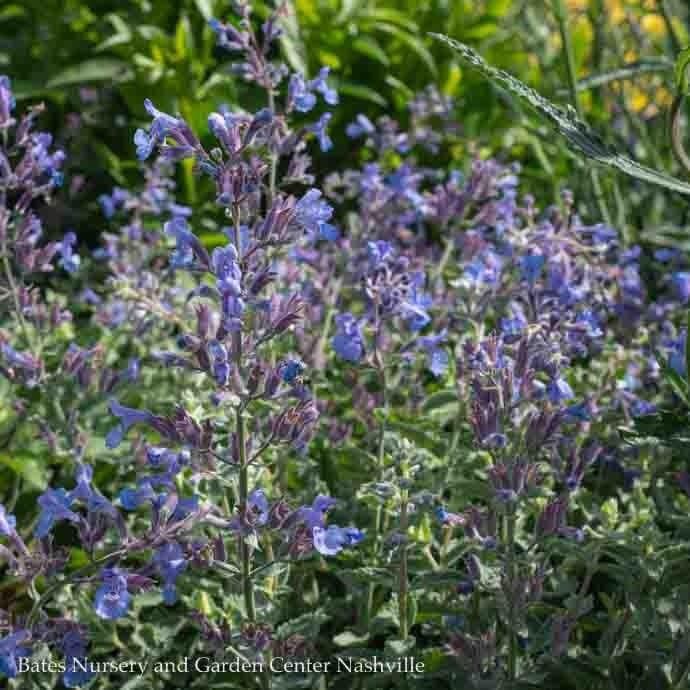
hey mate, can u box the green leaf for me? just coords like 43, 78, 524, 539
46, 59, 133, 88
333, 631, 370, 647
431, 33, 690, 196
385, 636, 416, 656
376, 24, 437, 76
675, 47, 690, 95
573, 58, 673, 92
0, 453, 47, 490
338, 82, 388, 106
422, 390, 458, 413
352, 37, 390, 66
657, 351, 690, 406
279, 0, 308, 77
95, 14, 133, 52
194, 0, 215, 21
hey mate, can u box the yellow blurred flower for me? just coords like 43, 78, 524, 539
640, 13, 666, 37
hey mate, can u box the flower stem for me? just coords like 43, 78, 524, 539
365, 359, 388, 628
505, 509, 517, 681
229, 205, 256, 624
398, 457, 410, 641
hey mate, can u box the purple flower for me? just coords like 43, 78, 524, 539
35, 488, 80, 538
106, 399, 154, 449
94, 568, 131, 619
69, 463, 118, 517
310, 67, 338, 106
667, 331, 687, 377
134, 99, 185, 161
212, 244, 242, 292
57, 231, 81, 274
288, 68, 337, 112
154, 542, 187, 605
281, 357, 305, 384
346, 114, 375, 139
520, 253, 545, 286
208, 340, 231, 386
312, 525, 363, 556
119, 484, 152, 511
0, 630, 29, 679
288, 73, 317, 113
309, 112, 333, 152
673, 272, 690, 303
61, 629, 95, 687
546, 377, 574, 403
298, 495, 337, 528
0, 75, 16, 129
332, 313, 365, 362
166, 217, 197, 269
0, 504, 16, 536
417, 331, 449, 377
248, 489, 270, 526
293, 188, 338, 241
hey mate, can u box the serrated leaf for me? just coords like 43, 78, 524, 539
431, 33, 690, 196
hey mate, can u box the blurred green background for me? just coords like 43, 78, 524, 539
2, 0, 690, 246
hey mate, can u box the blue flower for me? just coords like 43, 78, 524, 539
0, 75, 16, 129
154, 542, 187, 605
332, 313, 365, 362
105, 399, 154, 449
401, 274, 432, 331
61, 629, 95, 688
310, 67, 338, 106
546, 377, 574, 403
346, 114, 375, 139
298, 495, 337, 528
57, 231, 81, 274
673, 272, 690, 304
94, 568, 131, 620
119, 481, 157, 511
69, 464, 117, 517
565, 401, 592, 422
166, 217, 197, 269
309, 112, 333, 152
134, 99, 184, 161
208, 340, 231, 386
0, 504, 16, 536
520, 253, 544, 286
35, 488, 80, 538
417, 331, 449, 377
212, 244, 242, 292
281, 358, 305, 384
294, 188, 337, 241
288, 73, 317, 112
0, 630, 30, 679
312, 525, 363, 556
248, 489, 270, 526
667, 331, 687, 377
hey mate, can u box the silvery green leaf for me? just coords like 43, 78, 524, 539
431, 33, 690, 196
